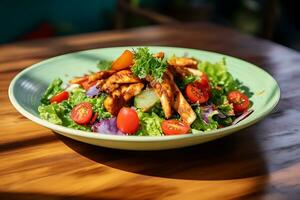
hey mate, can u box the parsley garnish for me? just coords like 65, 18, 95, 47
131, 47, 167, 82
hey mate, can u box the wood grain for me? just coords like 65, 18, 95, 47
1, 22, 300, 200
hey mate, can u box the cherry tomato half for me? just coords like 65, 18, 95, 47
227, 90, 250, 113
71, 102, 93, 124
117, 107, 139, 134
161, 120, 190, 135
185, 83, 209, 103
197, 73, 210, 89
89, 113, 98, 125
50, 91, 69, 104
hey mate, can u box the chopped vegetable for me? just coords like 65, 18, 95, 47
232, 109, 254, 125
92, 118, 125, 135
134, 88, 160, 111
185, 83, 209, 103
50, 91, 69, 104
161, 120, 190, 135
71, 102, 93, 124
112, 50, 134, 70
191, 105, 218, 131
227, 90, 250, 113
136, 109, 163, 136
86, 84, 100, 98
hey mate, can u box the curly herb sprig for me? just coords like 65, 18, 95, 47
131, 47, 167, 82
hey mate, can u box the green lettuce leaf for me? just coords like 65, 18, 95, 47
39, 87, 112, 132
38, 103, 91, 131
136, 109, 163, 136
68, 88, 111, 120
198, 58, 237, 93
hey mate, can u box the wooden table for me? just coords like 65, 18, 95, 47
1, 23, 300, 200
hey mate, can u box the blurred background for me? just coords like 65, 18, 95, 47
0, 0, 299, 51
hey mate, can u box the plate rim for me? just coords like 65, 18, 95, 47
8, 46, 281, 142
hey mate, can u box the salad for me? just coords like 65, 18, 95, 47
38, 47, 253, 136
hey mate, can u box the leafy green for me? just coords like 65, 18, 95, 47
68, 88, 111, 120
97, 60, 112, 71
183, 74, 199, 85
136, 109, 163, 136
40, 79, 63, 105
38, 103, 91, 131
149, 103, 165, 118
131, 47, 167, 82
198, 58, 237, 93
191, 106, 218, 131
39, 87, 111, 131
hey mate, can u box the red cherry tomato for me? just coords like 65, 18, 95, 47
185, 83, 209, 103
71, 102, 93, 124
198, 73, 210, 89
117, 107, 139, 134
227, 91, 250, 113
50, 91, 69, 104
89, 113, 98, 124
161, 120, 190, 135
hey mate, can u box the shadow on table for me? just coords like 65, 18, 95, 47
57, 124, 269, 181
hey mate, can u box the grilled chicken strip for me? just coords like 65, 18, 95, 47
101, 70, 141, 93
169, 65, 203, 79
171, 83, 196, 125
87, 70, 116, 83
165, 70, 196, 125
104, 83, 144, 115
119, 83, 144, 101
147, 73, 173, 118
104, 96, 126, 116
168, 57, 198, 69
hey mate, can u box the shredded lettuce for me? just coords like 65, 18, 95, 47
136, 109, 163, 136
40, 79, 63, 105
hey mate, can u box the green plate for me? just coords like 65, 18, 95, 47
8, 46, 280, 150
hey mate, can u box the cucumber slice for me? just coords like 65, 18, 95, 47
134, 88, 159, 111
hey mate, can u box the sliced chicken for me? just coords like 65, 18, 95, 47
87, 70, 116, 83
104, 83, 144, 115
147, 74, 173, 118
168, 57, 198, 69
101, 70, 141, 93
69, 76, 88, 84
171, 81, 196, 125
169, 65, 203, 79
120, 83, 144, 101
103, 95, 126, 116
